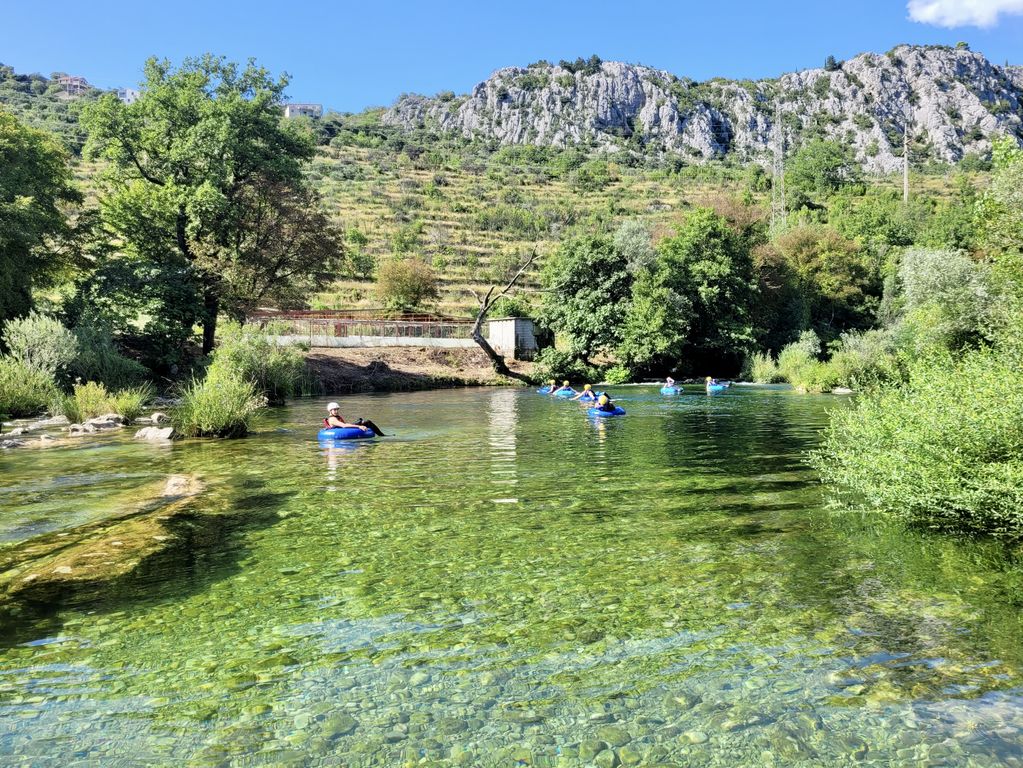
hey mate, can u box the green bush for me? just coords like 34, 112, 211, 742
69, 321, 148, 390
56, 381, 154, 423
776, 330, 822, 388
602, 364, 632, 385
376, 258, 439, 311
2, 312, 78, 380
209, 323, 305, 406
0, 356, 58, 418
743, 351, 782, 383
826, 329, 902, 389
174, 370, 266, 438
532, 348, 598, 385
811, 344, 1023, 538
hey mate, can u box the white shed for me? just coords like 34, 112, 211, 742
486, 317, 537, 361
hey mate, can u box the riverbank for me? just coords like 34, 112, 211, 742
304, 346, 534, 393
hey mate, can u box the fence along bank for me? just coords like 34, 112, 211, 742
250, 310, 537, 360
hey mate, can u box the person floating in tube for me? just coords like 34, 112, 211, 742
550, 380, 575, 397
571, 384, 597, 402
324, 402, 387, 436
595, 392, 618, 413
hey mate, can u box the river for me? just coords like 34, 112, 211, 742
1, 386, 1021, 766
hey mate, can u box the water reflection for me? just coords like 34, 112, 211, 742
487, 389, 518, 503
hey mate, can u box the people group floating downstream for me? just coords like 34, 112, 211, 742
318, 376, 736, 439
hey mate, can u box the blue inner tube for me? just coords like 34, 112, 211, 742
706, 383, 727, 393
318, 426, 374, 441
536, 386, 553, 394
554, 389, 577, 398
588, 406, 626, 417
660, 386, 681, 395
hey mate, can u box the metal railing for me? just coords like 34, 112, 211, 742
248, 310, 475, 341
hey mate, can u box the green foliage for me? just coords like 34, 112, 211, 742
812, 343, 1023, 538
531, 348, 598, 384
824, 55, 841, 72
174, 368, 266, 438
774, 225, 877, 341
81, 54, 315, 353
539, 232, 631, 361
786, 139, 861, 209
376, 258, 439, 311
571, 160, 617, 192
652, 207, 758, 370
0, 356, 57, 417
602, 364, 632, 385
472, 205, 548, 237
976, 137, 1023, 268
825, 329, 902, 389
1, 311, 78, 380
558, 56, 602, 76
57, 380, 153, 422
742, 351, 783, 383
893, 247, 993, 353
0, 64, 95, 151
776, 330, 828, 390
0, 109, 82, 326
208, 322, 305, 406
68, 320, 149, 389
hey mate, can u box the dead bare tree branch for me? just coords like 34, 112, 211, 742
468, 247, 538, 382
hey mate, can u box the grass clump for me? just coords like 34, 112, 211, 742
811, 344, 1023, 538
743, 351, 783, 383
0, 356, 58, 418
174, 370, 266, 438
1, 312, 78, 381
210, 322, 305, 406
57, 381, 154, 423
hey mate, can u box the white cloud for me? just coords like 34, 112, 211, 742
908, 0, 1023, 27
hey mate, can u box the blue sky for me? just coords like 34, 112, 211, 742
2, 1, 1021, 113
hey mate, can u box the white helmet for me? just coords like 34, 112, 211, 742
327, 402, 340, 411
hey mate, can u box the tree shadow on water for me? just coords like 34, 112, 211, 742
0, 482, 296, 648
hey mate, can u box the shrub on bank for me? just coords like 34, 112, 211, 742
70, 322, 148, 390
208, 323, 305, 406
174, 370, 266, 438
531, 348, 599, 386
56, 381, 154, 423
0, 356, 58, 418
2, 312, 78, 381
743, 351, 783, 383
811, 344, 1023, 538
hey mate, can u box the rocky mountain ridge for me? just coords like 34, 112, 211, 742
383, 45, 1023, 173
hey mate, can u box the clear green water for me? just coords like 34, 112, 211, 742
2, 386, 1023, 766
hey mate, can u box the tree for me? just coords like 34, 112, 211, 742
468, 249, 536, 381
824, 55, 841, 72
218, 180, 346, 321
976, 137, 1023, 263
0, 109, 81, 327
376, 258, 439, 311
775, 225, 878, 340
653, 208, 758, 372
786, 139, 861, 210
81, 55, 314, 353
538, 232, 631, 362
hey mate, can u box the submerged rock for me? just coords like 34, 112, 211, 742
0, 474, 205, 606
135, 426, 175, 441
0, 438, 25, 449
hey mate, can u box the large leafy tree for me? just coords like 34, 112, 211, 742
0, 109, 81, 326
654, 208, 758, 372
81, 55, 315, 352
538, 232, 631, 362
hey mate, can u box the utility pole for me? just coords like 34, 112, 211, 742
902, 109, 911, 205
771, 99, 787, 234
903, 125, 910, 204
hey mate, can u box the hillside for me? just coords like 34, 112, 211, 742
0, 48, 1003, 318
384, 45, 1023, 173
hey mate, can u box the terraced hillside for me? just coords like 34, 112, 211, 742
306, 142, 958, 317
